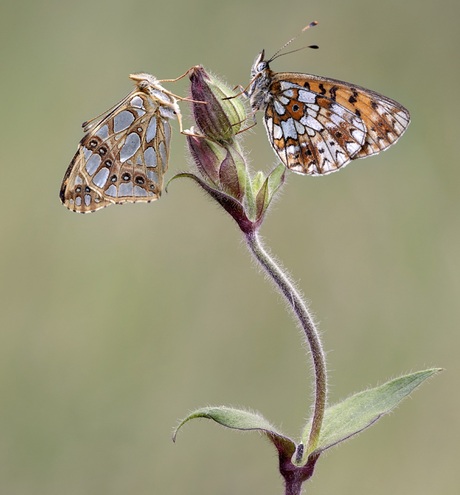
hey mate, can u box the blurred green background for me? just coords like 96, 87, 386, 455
0, 0, 457, 493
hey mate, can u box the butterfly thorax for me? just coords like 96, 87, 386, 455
248, 50, 275, 112
130, 73, 180, 121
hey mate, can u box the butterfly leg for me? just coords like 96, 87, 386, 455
158, 67, 197, 84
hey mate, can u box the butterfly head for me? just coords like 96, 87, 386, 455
248, 50, 274, 112
251, 50, 270, 78
130, 72, 160, 86
130, 72, 180, 120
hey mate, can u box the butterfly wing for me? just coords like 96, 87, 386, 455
60, 91, 171, 213
265, 73, 410, 175
297, 74, 411, 159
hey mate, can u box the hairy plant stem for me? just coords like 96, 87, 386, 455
245, 229, 327, 456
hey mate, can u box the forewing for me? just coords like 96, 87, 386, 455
60, 91, 171, 213
264, 73, 410, 175
297, 73, 410, 158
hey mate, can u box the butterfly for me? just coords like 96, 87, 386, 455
60, 73, 183, 213
248, 43, 410, 176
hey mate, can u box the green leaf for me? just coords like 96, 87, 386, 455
266, 163, 285, 194
299, 368, 441, 463
255, 177, 269, 222
173, 406, 296, 457
252, 171, 265, 194
254, 163, 285, 223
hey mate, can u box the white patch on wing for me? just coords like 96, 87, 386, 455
277, 96, 290, 106
119, 182, 134, 196
330, 103, 346, 117
281, 118, 297, 139
96, 125, 109, 139
297, 90, 317, 104
93, 168, 110, 188
85, 154, 101, 175
105, 184, 117, 197
279, 81, 300, 91
273, 100, 286, 115
82, 147, 92, 160
144, 147, 157, 167
120, 133, 141, 162
295, 120, 306, 135
130, 96, 145, 109
304, 115, 323, 132
133, 185, 149, 197
114, 110, 135, 133
351, 128, 366, 144
273, 124, 283, 140
351, 116, 366, 131
329, 113, 344, 126
322, 161, 336, 173
346, 141, 361, 155
286, 144, 300, 156
146, 116, 157, 142
306, 104, 320, 116
147, 170, 158, 182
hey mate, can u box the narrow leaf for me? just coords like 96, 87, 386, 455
254, 164, 285, 224
300, 368, 441, 462
266, 163, 285, 194
255, 177, 269, 222
252, 171, 265, 194
173, 406, 296, 457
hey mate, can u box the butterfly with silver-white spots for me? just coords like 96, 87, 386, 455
248, 27, 410, 176
60, 73, 184, 213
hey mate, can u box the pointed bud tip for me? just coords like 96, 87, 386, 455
188, 66, 247, 144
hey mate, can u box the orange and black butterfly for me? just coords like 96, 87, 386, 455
248, 24, 410, 175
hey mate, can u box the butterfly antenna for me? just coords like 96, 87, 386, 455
268, 21, 319, 63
